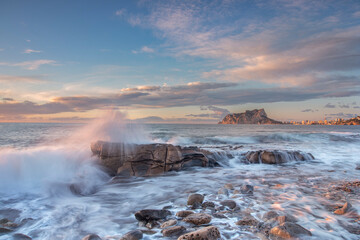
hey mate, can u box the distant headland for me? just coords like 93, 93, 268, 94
218, 109, 282, 124
219, 109, 360, 125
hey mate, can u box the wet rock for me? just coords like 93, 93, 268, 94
263, 211, 279, 221
236, 215, 259, 226
176, 210, 194, 218
220, 200, 237, 209
334, 202, 352, 215
218, 188, 229, 196
0, 227, 12, 233
12, 233, 32, 240
81, 234, 102, 240
240, 185, 254, 194
162, 226, 186, 237
91, 141, 213, 177
120, 230, 143, 240
202, 201, 215, 209
245, 150, 314, 164
135, 209, 171, 222
187, 194, 204, 206
213, 213, 227, 219
183, 213, 212, 225
161, 219, 177, 228
224, 183, 234, 190
269, 222, 312, 239
177, 226, 221, 240
145, 221, 159, 229
276, 215, 297, 224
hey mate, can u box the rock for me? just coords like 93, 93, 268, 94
334, 202, 352, 215
236, 215, 259, 226
213, 213, 227, 219
220, 200, 237, 209
202, 201, 216, 209
218, 188, 229, 196
224, 183, 234, 190
263, 211, 279, 221
134, 209, 171, 222
12, 233, 32, 240
81, 234, 102, 240
187, 194, 204, 206
119, 230, 143, 240
218, 109, 282, 125
276, 215, 297, 224
0, 227, 12, 233
177, 226, 221, 240
183, 213, 212, 225
269, 222, 312, 239
0, 218, 9, 224
161, 219, 177, 228
245, 150, 314, 164
162, 226, 186, 237
240, 185, 254, 194
145, 221, 159, 229
176, 210, 194, 218
91, 141, 213, 176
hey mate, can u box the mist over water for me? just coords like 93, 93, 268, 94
0, 116, 359, 239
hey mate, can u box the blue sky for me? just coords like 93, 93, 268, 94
0, 0, 360, 122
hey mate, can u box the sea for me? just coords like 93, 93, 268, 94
0, 115, 359, 239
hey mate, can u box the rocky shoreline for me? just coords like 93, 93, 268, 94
75, 179, 359, 240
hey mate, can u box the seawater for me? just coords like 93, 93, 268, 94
0, 117, 359, 239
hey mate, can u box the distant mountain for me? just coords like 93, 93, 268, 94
218, 109, 282, 124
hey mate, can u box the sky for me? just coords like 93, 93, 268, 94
0, 0, 359, 123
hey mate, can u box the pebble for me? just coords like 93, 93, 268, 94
177, 226, 220, 240
187, 194, 204, 206
81, 234, 102, 240
334, 202, 352, 215
220, 200, 237, 209
270, 222, 312, 239
119, 230, 143, 240
162, 226, 186, 237
160, 219, 177, 228
176, 210, 194, 218
183, 213, 212, 225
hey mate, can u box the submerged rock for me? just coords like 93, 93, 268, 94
245, 150, 314, 164
177, 226, 221, 240
81, 234, 102, 240
91, 141, 212, 176
134, 209, 171, 222
269, 222, 312, 239
12, 233, 32, 240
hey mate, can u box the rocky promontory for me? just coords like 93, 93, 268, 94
218, 109, 282, 124
91, 141, 314, 177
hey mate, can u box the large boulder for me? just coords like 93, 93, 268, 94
91, 141, 211, 176
245, 150, 314, 164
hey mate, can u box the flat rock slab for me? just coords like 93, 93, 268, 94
177, 226, 221, 240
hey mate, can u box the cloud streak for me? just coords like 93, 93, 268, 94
0, 59, 57, 70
